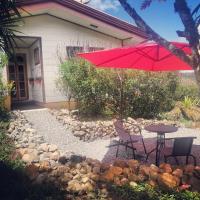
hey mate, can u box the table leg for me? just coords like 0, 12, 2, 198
155, 133, 165, 166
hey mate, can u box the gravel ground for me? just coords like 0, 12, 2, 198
22, 109, 200, 165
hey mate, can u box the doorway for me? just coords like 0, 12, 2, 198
8, 54, 28, 101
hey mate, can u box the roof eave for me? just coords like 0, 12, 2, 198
16, 0, 148, 39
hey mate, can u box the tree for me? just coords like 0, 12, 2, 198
0, 0, 22, 55
118, 0, 200, 90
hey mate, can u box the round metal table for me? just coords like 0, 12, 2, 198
145, 124, 178, 165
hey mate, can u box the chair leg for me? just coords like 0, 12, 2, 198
190, 154, 197, 166
186, 156, 189, 165
142, 139, 147, 155
125, 144, 129, 159
130, 142, 136, 159
132, 147, 136, 159
174, 156, 179, 165
116, 143, 120, 158
164, 156, 168, 163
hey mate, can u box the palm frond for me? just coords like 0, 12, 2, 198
141, 0, 166, 10
0, 0, 23, 55
192, 3, 200, 16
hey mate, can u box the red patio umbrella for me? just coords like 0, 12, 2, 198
78, 41, 192, 71
78, 41, 192, 118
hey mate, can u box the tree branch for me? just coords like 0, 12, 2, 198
174, 0, 200, 67
118, 0, 193, 67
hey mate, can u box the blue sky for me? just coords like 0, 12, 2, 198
88, 0, 198, 41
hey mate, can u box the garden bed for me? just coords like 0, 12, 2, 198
50, 109, 182, 142
1, 110, 200, 199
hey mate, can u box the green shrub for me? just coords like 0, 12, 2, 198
175, 78, 199, 101
110, 183, 200, 200
124, 71, 178, 118
58, 59, 179, 118
0, 130, 24, 169
0, 52, 13, 112
58, 58, 110, 116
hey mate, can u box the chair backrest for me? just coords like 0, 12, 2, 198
128, 123, 142, 136
113, 120, 130, 141
172, 137, 195, 156
114, 120, 142, 140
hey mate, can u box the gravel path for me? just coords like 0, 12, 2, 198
22, 108, 200, 164
22, 109, 114, 162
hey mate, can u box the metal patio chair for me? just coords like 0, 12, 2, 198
164, 137, 197, 165
113, 120, 147, 159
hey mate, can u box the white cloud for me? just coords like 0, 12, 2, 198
89, 0, 120, 11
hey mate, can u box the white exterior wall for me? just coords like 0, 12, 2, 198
16, 15, 123, 103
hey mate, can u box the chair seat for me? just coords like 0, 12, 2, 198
113, 120, 147, 159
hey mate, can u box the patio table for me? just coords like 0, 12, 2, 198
144, 124, 178, 166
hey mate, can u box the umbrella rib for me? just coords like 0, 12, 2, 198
156, 44, 190, 62
96, 49, 139, 66
97, 46, 157, 66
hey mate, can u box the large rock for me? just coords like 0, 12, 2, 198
158, 173, 180, 189
50, 151, 60, 161
22, 151, 39, 163
139, 165, 150, 177
39, 143, 49, 152
113, 159, 128, 168
172, 168, 183, 178
25, 164, 39, 180
127, 160, 139, 170
101, 166, 123, 181
159, 163, 172, 173
38, 161, 51, 172
48, 144, 58, 152
67, 180, 82, 192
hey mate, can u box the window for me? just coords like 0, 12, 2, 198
66, 46, 104, 58
89, 47, 104, 52
34, 47, 40, 65
66, 46, 84, 58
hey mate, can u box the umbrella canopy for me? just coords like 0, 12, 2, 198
78, 42, 192, 71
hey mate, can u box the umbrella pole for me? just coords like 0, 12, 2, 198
117, 70, 124, 120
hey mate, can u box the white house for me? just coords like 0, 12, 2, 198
4, 0, 147, 108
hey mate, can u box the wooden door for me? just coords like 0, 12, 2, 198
8, 54, 28, 101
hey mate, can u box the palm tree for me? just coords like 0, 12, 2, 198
118, 0, 200, 90
0, 0, 22, 55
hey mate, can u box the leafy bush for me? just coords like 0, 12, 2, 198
123, 71, 178, 118
58, 58, 109, 115
175, 78, 199, 101
58, 59, 180, 118
0, 52, 13, 111
58, 59, 179, 118
110, 183, 200, 200
0, 129, 24, 170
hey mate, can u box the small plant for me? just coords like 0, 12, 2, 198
109, 183, 200, 200
181, 96, 200, 109
0, 53, 14, 111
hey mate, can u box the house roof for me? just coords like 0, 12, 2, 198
16, 0, 148, 39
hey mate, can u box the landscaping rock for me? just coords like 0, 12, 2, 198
50, 109, 179, 141
6, 110, 200, 196
158, 173, 179, 189
49, 144, 58, 152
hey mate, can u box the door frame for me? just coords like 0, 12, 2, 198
7, 53, 29, 102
